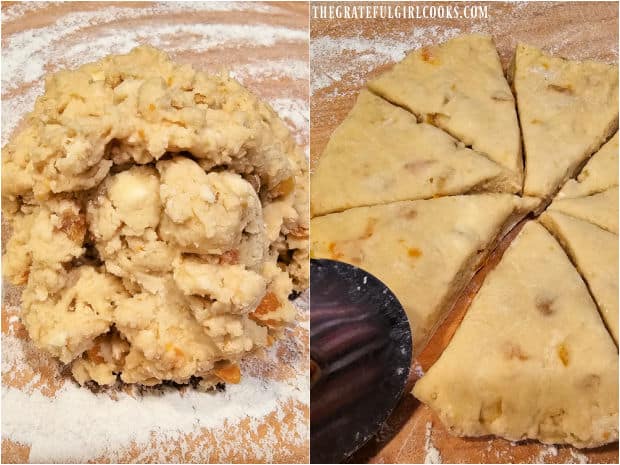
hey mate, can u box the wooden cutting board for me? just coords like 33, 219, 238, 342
1, 2, 309, 463
310, 2, 619, 463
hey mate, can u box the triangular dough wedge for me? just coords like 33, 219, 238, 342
557, 132, 618, 200
368, 34, 522, 191
540, 211, 618, 344
311, 194, 538, 354
413, 222, 619, 448
511, 44, 619, 199
310, 90, 514, 217
548, 186, 618, 234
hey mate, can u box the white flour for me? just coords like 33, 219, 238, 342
1, 2, 309, 462
411, 360, 425, 379
423, 421, 442, 464
311, 4, 617, 98
534, 445, 559, 463
310, 26, 460, 95
2, 8, 304, 92
268, 98, 310, 145
231, 59, 309, 82
569, 449, 590, 464
1, 1, 276, 23
2, 316, 309, 463
2, 292, 310, 462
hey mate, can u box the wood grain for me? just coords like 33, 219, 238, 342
1, 2, 309, 463
311, 2, 619, 463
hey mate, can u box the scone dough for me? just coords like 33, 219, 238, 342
511, 44, 619, 200
310, 90, 513, 216
2, 46, 308, 387
547, 186, 619, 234
557, 132, 618, 199
413, 222, 619, 448
540, 211, 619, 344
312, 32, 619, 450
368, 34, 522, 191
311, 194, 538, 355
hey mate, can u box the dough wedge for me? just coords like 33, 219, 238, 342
540, 210, 618, 344
368, 34, 522, 191
311, 194, 538, 355
557, 132, 618, 200
511, 44, 619, 200
548, 186, 618, 234
413, 222, 619, 448
310, 90, 513, 216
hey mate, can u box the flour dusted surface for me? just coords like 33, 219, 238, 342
2, 302, 309, 463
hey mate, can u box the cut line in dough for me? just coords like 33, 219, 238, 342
413, 221, 619, 448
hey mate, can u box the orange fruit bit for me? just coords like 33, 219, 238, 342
219, 249, 239, 265
148, 103, 156, 112
87, 345, 105, 364
271, 177, 295, 198
252, 292, 280, 317
408, 247, 422, 258
214, 363, 241, 384
165, 342, 184, 357
421, 47, 440, 65
328, 242, 343, 260
59, 211, 87, 243
194, 93, 208, 104
557, 344, 569, 367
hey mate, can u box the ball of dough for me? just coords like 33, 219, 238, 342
1, 46, 308, 387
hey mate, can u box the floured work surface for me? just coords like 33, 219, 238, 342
311, 1, 618, 463
1, 2, 309, 463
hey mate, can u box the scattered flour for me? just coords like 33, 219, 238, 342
423, 421, 442, 464
0, 1, 54, 22
310, 26, 461, 95
411, 360, 425, 379
1, 1, 276, 23
2, 301, 310, 463
1, 82, 44, 146
569, 448, 590, 464
231, 59, 309, 82
535, 445, 559, 463
2, 9, 303, 93
268, 98, 310, 146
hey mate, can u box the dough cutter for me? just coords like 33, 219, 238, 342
310, 259, 413, 463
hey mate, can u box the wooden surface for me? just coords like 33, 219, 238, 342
1, 2, 309, 463
311, 2, 619, 463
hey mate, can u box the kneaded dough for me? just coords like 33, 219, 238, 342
311, 194, 538, 355
413, 222, 618, 448
2, 46, 308, 387
510, 43, 619, 200
548, 186, 619, 234
310, 90, 513, 216
556, 132, 618, 200
540, 211, 618, 344
368, 34, 523, 191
